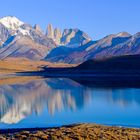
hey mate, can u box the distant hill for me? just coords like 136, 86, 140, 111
40, 55, 140, 76
77, 55, 140, 72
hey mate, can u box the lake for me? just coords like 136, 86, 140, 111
0, 77, 140, 129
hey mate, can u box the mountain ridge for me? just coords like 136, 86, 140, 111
0, 16, 139, 64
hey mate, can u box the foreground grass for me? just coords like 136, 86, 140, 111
1, 124, 140, 140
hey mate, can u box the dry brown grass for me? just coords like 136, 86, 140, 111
0, 57, 76, 74
0, 76, 43, 85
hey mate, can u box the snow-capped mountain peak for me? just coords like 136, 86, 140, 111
0, 16, 24, 30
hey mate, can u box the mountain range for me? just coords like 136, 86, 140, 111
0, 16, 140, 64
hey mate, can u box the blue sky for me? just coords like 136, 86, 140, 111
0, 0, 140, 40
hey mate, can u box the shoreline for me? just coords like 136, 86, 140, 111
0, 123, 140, 139
1, 123, 140, 134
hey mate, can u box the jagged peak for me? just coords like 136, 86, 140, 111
62, 28, 90, 36
46, 24, 54, 38
62, 28, 80, 36
116, 32, 131, 37
34, 24, 42, 33
0, 16, 24, 30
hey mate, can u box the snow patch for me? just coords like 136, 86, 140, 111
0, 16, 24, 30
0, 16, 32, 37
18, 28, 30, 36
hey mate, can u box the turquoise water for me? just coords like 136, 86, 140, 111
0, 78, 140, 129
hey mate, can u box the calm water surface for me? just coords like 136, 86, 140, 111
0, 77, 140, 129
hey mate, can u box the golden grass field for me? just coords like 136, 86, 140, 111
0, 76, 44, 85
0, 57, 76, 74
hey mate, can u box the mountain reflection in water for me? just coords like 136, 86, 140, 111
0, 77, 140, 128
0, 78, 91, 124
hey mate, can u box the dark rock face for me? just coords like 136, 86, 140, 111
77, 55, 140, 71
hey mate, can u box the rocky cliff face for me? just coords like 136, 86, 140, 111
46, 24, 54, 39
46, 24, 62, 45
54, 28, 62, 44
61, 28, 91, 47
46, 24, 91, 47
34, 24, 42, 33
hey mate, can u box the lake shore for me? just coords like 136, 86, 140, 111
1, 123, 140, 140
